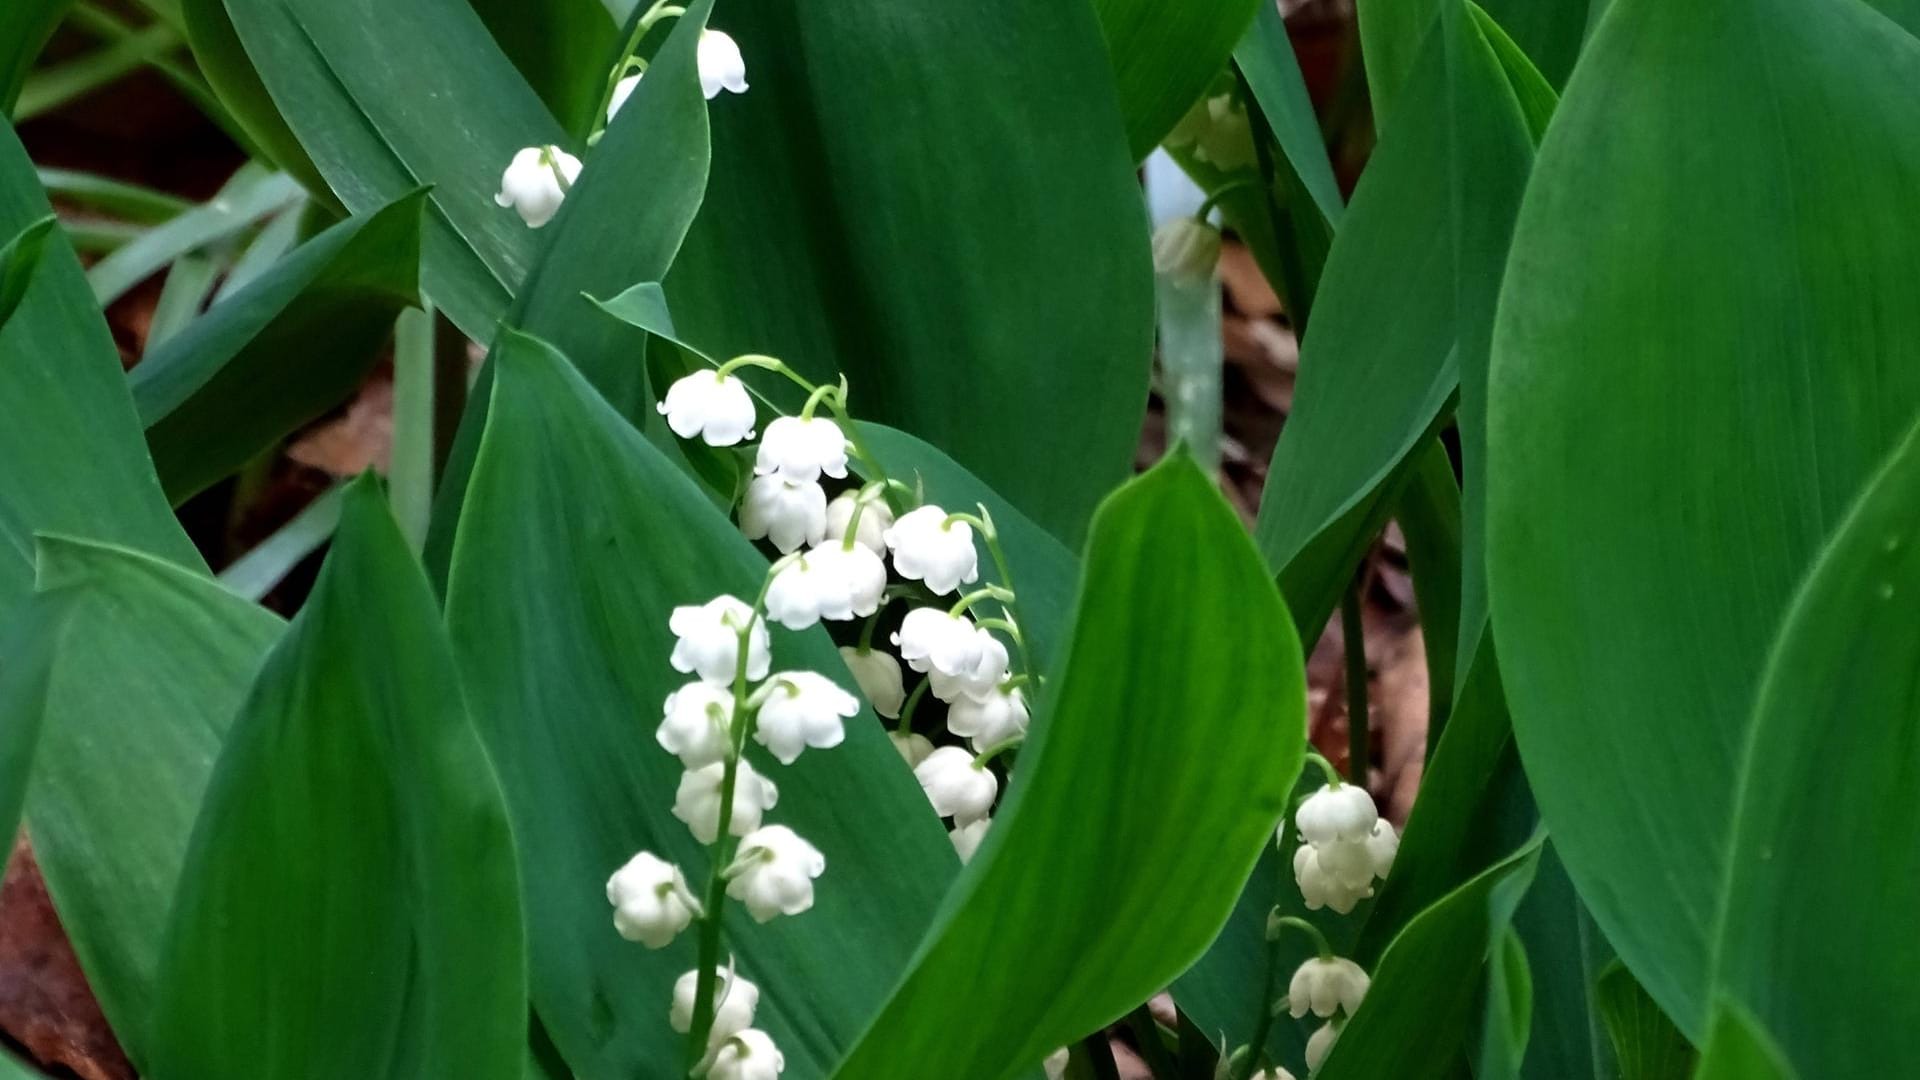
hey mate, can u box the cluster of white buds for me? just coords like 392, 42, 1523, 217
1287, 779, 1397, 915
497, 1, 748, 228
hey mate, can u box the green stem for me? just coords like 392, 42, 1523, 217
1236, 935, 1282, 1080
589, 0, 686, 142
1269, 914, 1334, 960
1302, 751, 1343, 789
1341, 581, 1369, 786
896, 678, 932, 735
971, 735, 1023, 770
948, 585, 1014, 618
1195, 177, 1263, 221
798, 380, 839, 420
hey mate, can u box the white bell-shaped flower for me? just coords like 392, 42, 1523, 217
709, 1029, 784, 1080
929, 630, 1009, 704
764, 552, 851, 630
670, 596, 771, 686
670, 967, 759, 1043
890, 730, 933, 767
607, 72, 642, 122
724, 824, 826, 922
753, 672, 857, 764
657, 682, 736, 769
1295, 783, 1379, 846
755, 416, 848, 484
950, 816, 991, 863
948, 683, 1029, 750
697, 29, 749, 100
807, 542, 886, 618
1305, 1018, 1343, 1074
825, 488, 894, 555
883, 505, 980, 595
1044, 1048, 1070, 1080
914, 745, 998, 824
1314, 836, 1380, 892
1292, 843, 1372, 915
1287, 956, 1369, 1019
673, 760, 777, 844
839, 646, 905, 718
1366, 819, 1399, 879
494, 145, 581, 228
892, 608, 984, 676
605, 852, 699, 947
659, 371, 756, 447
740, 476, 826, 554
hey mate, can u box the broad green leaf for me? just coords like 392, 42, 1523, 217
1485, 0, 1920, 1034
1316, 835, 1542, 1080
150, 480, 522, 1080
1232, 0, 1343, 227
1361, 0, 1584, 129
1711, 414, 1920, 1076
469, 0, 617, 134
830, 455, 1305, 1080
1597, 962, 1696, 1080
1511, 843, 1614, 1080
0, 214, 53, 327
180, 0, 331, 201
1092, 0, 1262, 159
85, 164, 304, 306
19, 541, 281, 1068
225, 0, 561, 338
1692, 1006, 1794, 1080
131, 191, 423, 502
1479, 929, 1533, 1080
446, 332, 952, 1079
0, 0, 69, 112
661, 0, 1152, 547
0, 120, 200, 623
0, 593, 67, 861
423, 2, 714, 582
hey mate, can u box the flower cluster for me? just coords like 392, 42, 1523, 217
1289, 780, 1398, 916
1254, 910, 1372, 1079
495, 0, 748, 229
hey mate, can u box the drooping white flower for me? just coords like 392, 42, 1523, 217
950, 816, 991, 863
1295, 783, 1379, 846
764, 553, 851, 630
1152, 215, 1222, 281
670, 596, 771, 685
825, 488, 894, 555
740, 476, 826, 554
883, 505, 980, 595
494, 145, 582, 228
928, 629, 1009, 704
840, 646, 905, 718
754, 672, 857, 764
1292, 842, 1372, 915
1043, 1047, 1070, 1080
1287, 956, 1370, 1019
807, 542, 886, 618
673, 760, 778, 844
755, 416, 848, 484
709, 1029, 784, 1080
657, 682, 736, 769
889, 730, 933, 767
1305, 1018, 1343, 1074
697, 30, 749, 100
725, 824, 826, 922
608, 72, 643, 122
659, 370, 756, 447
1365, 819, 1399, 879
670, 968, 760, 1044
892, 608, 985, 677
948, 684, 1029, 750
605, 852, 699, 947
914, 745, 998, 824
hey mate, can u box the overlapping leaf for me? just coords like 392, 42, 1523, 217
1092, 0, 1264, 159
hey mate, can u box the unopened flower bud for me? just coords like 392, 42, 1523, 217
1152, 216, 1222, 281
840, 647, 905, 718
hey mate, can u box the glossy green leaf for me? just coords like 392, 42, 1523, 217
225, 0, 560, 338
1711, 414, 1920, 1076
1597, 962, 1696, 1080
1479, 929, 1533, 1080
445, 332, 952, 1079
1692, 1005, 1794, 1080
1485, 0, 1920, 1035
830, 455, 1306, 1080
85, 165, 304, 306
1317, 835, 1542, 1080
661, 0, 1152, 547
0, 594, 67, 865
469, 0, 616, 133
150, 480, 522, 1080
0, 120, 201, 623
180, 0, 331, 201
1232, 0, 1343, 227
0, 214, 53, 327
131, 191, 423, 502
19, 541, 280, 1068
0, 0, 69, 112
1093, 0, 1262, 159
1361, 0, 1583, 129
